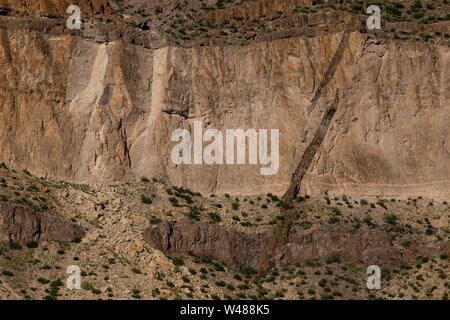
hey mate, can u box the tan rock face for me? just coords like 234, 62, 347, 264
0, 16, 448, 200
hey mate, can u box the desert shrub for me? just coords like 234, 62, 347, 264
141, 194, 152, 204
27, 185, 39, 192
81, 281, 93, 290
172, 258, 185, 266
131, 268, 142, 274
188, 206, 201, 221
9, 242, 22, 250
276, 201, 293, 209
26, 241, 38, 248
37, 278, 50, 284
92, 289, 102, 295
328, 216, 340, 224
325, 254, 340, 264
383, 213, 398, 225
300, 221, 312, 230
215, 280, 226, 287
377, 200, 387, 209
239, 265, 257, 276
209, 212, 221, 223
331, 207, 341, 215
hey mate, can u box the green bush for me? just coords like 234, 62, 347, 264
172, 258, 185, 266
209, 212, 221, 223
81, 281, 93, 290
9, 242, 22, 250
50, 279, 63, 288
300, 221, 312, 230
383, 213, 398, 225
131, 268, 142, 274
37, 278, 50, 284
325, 254, 340, 264
215, 280, 226, 287
26, 241, 38, 248
141, 194, 152, 204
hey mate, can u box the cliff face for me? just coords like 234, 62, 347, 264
144, 218, 449, 271
0, 2, 448, 200
0, 203, 84, 244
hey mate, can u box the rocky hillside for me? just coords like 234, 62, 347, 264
0, 165, 448, 300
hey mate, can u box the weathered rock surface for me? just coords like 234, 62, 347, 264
0, 1, 448, 200
144, 219, 449, 271
143, 220, 267, 268
0, 203, 85, 244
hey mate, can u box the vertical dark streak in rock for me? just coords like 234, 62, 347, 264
284, 91, 340, 203
307, 30, 351, 114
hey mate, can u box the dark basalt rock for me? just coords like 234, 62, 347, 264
144, 219, 448, 273
0, 203, 84, 244
143, 220, 268, 268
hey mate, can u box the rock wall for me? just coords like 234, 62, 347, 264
144, 219, 450, 271
143, 221, 267, 268
0, 203, 85, 244
0, 13, 448, 200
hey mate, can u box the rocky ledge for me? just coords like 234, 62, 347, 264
0, 202, 85, 244
144, 218, 450, 272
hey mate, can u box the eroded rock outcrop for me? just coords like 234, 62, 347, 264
143, 220, 267, 268
144, 219, 449, 271
0, 203, 85, 244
